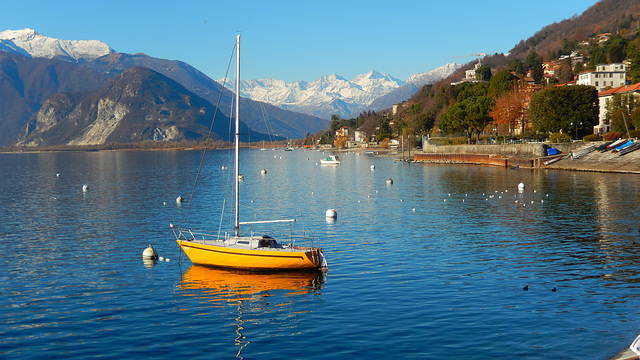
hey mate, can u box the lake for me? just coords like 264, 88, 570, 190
1, 149, 640, 359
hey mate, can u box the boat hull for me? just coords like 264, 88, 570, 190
177, 240, 326, 270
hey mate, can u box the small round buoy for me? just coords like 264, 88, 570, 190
238, 174, 244, 181
261, 169, 267, 175
82, 184, 88, 192
370, 165, 375, 170
56, 172, 60, 177
159, 256, 165, 261
518, 182, 525, 190
142, 244, 158, 260
387, 178, 393, 186
325, 209, 337, 219
166, 258, 171, 262
176, 195, 183, 204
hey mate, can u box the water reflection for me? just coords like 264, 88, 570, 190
180, 265, 324, 301
179, 266, 324, 359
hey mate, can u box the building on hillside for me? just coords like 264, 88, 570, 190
595, 82, 640, 135
597, 33, 612, 43
451, 62, 483, 85
335, 126, 350, 138
354, 130, 367, 142
576, 63, 627, 92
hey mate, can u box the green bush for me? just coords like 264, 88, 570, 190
583, 134, 602, 142
549, 132, 571, 143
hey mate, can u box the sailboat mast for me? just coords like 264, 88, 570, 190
234, 34, 241, 237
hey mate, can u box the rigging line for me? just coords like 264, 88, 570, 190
243, 50, 277, 145
259, 102, 277, 144
182, 39, 238, 223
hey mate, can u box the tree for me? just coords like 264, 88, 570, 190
590, 46, 607, 67
329, 114, 340, 132
303, 133, 315, 146
529, 85, 598, 136
573, 61, 585, 75
526, 51, 544, 84
509, 58, 526, 77
439, 95, 495, 142
475, 65, 492, 81
627, 38, 640, 83
608, 43, 625, 63
557, 58, 574, 84
488, 70, 517, 97
318, 130, 334, 144
606, 93, 640, 134
490, 88, 527, 136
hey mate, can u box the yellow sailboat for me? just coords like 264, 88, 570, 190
172, 35, 327, 271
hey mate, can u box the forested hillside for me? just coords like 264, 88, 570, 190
389, 0, 640, 144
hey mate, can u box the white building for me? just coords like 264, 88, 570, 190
577, 63, 627, 92
354, 130, 367, 142
451, 62, 482, 85
595, 83, 640, 135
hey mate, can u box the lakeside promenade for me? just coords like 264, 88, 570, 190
413, 141, 640, 174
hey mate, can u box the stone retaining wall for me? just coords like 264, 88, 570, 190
421, 142, 596, 158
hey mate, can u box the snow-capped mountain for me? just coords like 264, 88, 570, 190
222, 70, 405, 120
225, 65, 461, 120
366, 62, 462, 112
405, 62, 461, 86
0, 28, 113, 62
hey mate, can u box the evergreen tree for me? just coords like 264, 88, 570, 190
508, 58, 526, 76
475, 65, 492, 81
526, 51, 544, 84
529, 85, 598, 135
627, 39, 640, 83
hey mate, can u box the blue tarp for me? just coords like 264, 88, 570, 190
615, 140, 634, 150
547, 148, 560, 156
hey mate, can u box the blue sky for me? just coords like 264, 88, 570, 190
2, 0, 597, 83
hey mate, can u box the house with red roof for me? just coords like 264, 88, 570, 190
595, 83, 640, 134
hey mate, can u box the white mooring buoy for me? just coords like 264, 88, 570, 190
176, 195, 183, 204
518, 182, 525, 191
325, 209, 337, 219
142, 244, 158, 260
261, 169, 267, 175
387, 178, 393, 186
82, 184, 88, 192
370, 165, 375, 170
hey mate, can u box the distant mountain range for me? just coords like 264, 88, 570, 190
0, 29, 330, 146
0, 28, 459, 147
221, 64, 460, 119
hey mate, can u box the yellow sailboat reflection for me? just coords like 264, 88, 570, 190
180, 265, 324, 359
180, 265, 325, 302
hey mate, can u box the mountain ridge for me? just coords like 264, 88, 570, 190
224, 64, 459, 119
16, 67, 271, 147
0, 28, 113, 62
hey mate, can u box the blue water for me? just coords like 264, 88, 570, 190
2, 149, 640, 359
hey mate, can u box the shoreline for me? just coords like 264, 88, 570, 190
3, 143, 640, 175
409, 141, 640, 175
